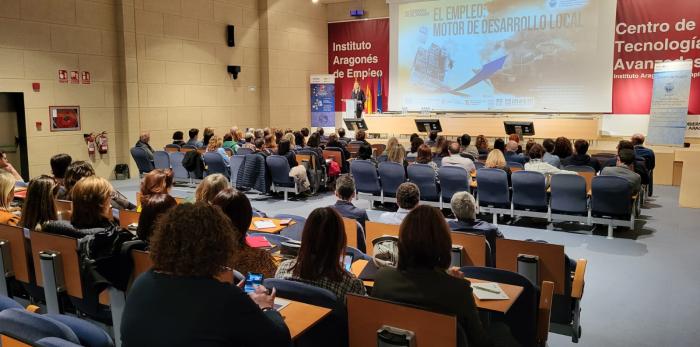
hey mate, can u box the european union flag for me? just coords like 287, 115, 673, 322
376, 77, 383, 113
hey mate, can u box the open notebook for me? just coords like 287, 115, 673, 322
471, 282, 509, 300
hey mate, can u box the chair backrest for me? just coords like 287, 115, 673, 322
236, 147, 254, 155
0, 308, 81, 346
537, 281, 555, 346
168, 152, 189, 180
180, 145, 195, 153
495, 238, 565, 295
550, 174, 588, 214
474, 161, 485, 170
343, 217, 359, 249
263, 278, 340, 306
591, 175, 633, 218
346, 143, 361, 158
371, 144, 386, 157
130, 147, 154, 174
507, 161, 524, 169
131, 250, 152, 280
450, 232, 486, 267
164, 144, 180, 153
118, 210, 140, 229
346, 294, 457, 347
153, 151, 170, 170
266, 155, 293, 185
459, 266, 537, 347
407, 164, 439, 201
55, 200, 72, 217
350, 160, 380, 194
475, 168, 510, 207
323, 148, 345, 168
438, 166, 470, 202
0, 225, 31, 283
563, 165, 595, 173
365, 221, 399, 255
377, 162, 406, 198
30, 231, 83, 298
295, 154, 314, 170
511, 171, 547, 210
229, 155, 246, 186
202, 152, 228, 177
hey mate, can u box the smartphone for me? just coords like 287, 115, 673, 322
244, 272, 263, 293
343, 253, 354, 271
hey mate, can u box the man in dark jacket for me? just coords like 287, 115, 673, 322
561, 139, 601, 172
632, 133, 655, 195
448, 191, 503, 256
135, 132, 154, 161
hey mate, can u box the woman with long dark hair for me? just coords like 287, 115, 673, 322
19, 175, 58, 230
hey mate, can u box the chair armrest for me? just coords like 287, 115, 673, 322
536, 280, 555, 347
25, 304, 41, 313
571, 259, 587, 299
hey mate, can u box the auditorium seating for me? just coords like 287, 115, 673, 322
152, 151, 170, 170
163, 144, 180, 153
406, 164, 441, 207
129, 147, 154, 175
438, 166, 471, 204
202, 152, 229, 178
511, 171, 550, 220
267, 155, 301, 202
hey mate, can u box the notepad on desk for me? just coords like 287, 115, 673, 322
274, 298, 291, 311
253, 220, 276, 229
471, 282, 509, 300
246, 235, 272, 248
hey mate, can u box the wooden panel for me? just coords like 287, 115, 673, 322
571, 259, 587, 299
673, 161, 683, 186
1, 335, 32, 347
55, 199, 72, 215
0, 225, 30, 283
364, 221, 399, 255
164, 147, 179, 153
450, 232, 486, 267
537, 281, 555, 346
343, 217, 358, 249
132, 250, 152, 280
280, 300, 332, 340
119, 209, 141, 228
364, 115, 600, 139
676, 149, 700, 208
650, 147, 675, 185
495, 238, 565, 295
468, 278, 523, 314
347, 294, 457, 347
577, 171, 594, 193
296, 154, 315, 171
323, 150, 344, 168
30, 231, 82, 299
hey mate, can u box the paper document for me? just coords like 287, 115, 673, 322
253, 220, 276, 229
274, 298, 291, 311
471, 282, 509, 300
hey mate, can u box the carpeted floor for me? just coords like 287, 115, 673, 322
112, 179, 700, 347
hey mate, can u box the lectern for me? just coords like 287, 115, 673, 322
675, 149, 700, 208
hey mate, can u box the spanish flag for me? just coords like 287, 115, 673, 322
365, 82, 373, 114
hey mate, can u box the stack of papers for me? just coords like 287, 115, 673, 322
471, 282, 509, 300
253, 220, 276, 229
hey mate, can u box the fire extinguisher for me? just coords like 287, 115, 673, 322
96, 131, 108, 154
85, 133, 96, 157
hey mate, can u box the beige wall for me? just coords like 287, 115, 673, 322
326, 0, 389, 22
259, 0, 328, 130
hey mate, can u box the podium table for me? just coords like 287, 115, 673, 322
675, 149, 700, 208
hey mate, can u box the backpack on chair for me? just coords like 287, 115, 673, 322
372, 235, 399, 267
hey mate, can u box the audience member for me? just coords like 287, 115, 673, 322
0, 151, 23, 184
524, 140, 536, 158
254, 128, 264, 140
139, 169, 174, 204
242, 132, 256, 150
172, 131, 186, 146
212, 188, 277, 278
552, 136, 573, 159
378, 182, 420, 224
413, 144, 439, 176
233, 129, 245, 145
121, 203, 291, 346
602, 140, 650, 184
524, 143, 576, 177
442, 142, 476, 175
326, 133, 351, 161
222, 133, 239, 153
207, 135, 230, 165
448, 191, 504, 252
0, 173, 19, 226
357, 143, 376, 165
134, 132, 154, 161
331, 175, 369, 230
484, 149, 512, 186
282, 132, 296, 149
435, 136, 448, 156
383, 137, 399, 156
337, 128, 351, 143
305, 133, 326, 169
601, 148, 641, 195
493, 138, 506, 153
386, 143, 407, 168
426, 130, 439, 147
562, 139, 601, 171
508, 133, 523, 154
275, 207, 366, 299
300, 127, 310, 139
58, 160, 95, 200
186, 128, 202, 147
274, 129, 284, 144
254, 138, 268, 157
542, 138, 560, 168
293, 131, 306, 149
475, 135, 489, 155
19, 175, 58, 230
459, 133, 479, 159
353, 129, 370, 145
316, 127, 327, 141
372, 205, 518, 347
407, 137, 424, 158
263, 134, 277, 153
278, 139, 311, 192
202, 127, 215, 147
632, 133, 655, 174
504, 141, 528, 164
136, 194, 177, 242
50, 153, 72, 189
195, 173, 230, 203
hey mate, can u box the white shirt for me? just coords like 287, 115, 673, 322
377, 208, 412, 225
524, 159, 576, 176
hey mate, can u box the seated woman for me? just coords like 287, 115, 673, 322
58, 161, 134, 210
524, 143, 576, 179
383, 137, 399, 156
406, 137, 424, 159
19, 175, 58, 231
484, 149, 512, 186
275, 207, 366, 300
411, 144, 438, 177
0, 173, 19, 226
354, 143, 377, 166
305, 133, 326, 170
139, 169, 174, 207
263, 134, 277, 154
212, 188, 277, 278
387, 142, 408, 168
136, 194, 177, 242
277, 139, 310, 192
207, 135, 230, 165
475, 135, 489, 156
222, 132, 239, 153
121, 202, 291, 346
195, 173, 230, 203
372, 205, 518, 347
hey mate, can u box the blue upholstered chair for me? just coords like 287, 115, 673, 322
438, 166, 471, 205
590, 175, 635, 239
407, 163, 440, 206
202, 152, 230, 178
130, 147, 154, 175
153, 151, 171, 170
475, 168, 511, 224
350, 159, 381, 206
377, 162, 405, 203
550, 174, 590, 224
266, 155, 299, 202
511, 171, 549, 220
